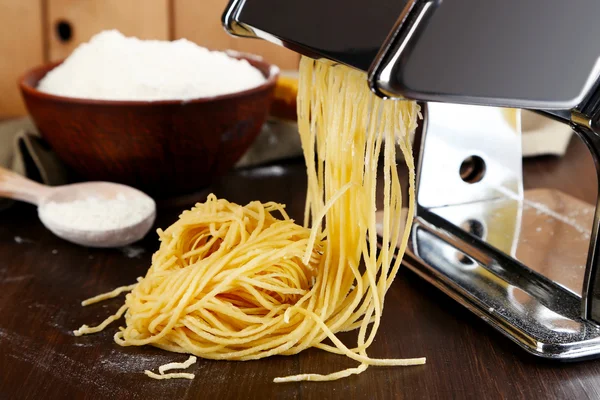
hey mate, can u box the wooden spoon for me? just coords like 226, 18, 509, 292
0, 167, 156, 248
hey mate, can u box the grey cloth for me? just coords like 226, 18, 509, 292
0, 117, 304, 210
236, 119, 303, 168
0, 118, 69, 211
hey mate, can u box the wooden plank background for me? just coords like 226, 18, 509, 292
0, 0, 298, 118
0, 0, 45, 117
47, 0, 171, 62
173, 0, 299, 70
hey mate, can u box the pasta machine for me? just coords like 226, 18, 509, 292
222, 0, 600, 360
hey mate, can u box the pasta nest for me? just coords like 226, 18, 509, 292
115, 194, 324, 359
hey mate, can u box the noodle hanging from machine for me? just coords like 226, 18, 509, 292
75, 56, 424, 382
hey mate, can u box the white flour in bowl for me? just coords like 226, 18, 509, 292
38, 30, 266, 101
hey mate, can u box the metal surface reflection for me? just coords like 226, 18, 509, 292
408, 223, 600, 359
403, 103, 600, 359
223, 0, 600, 359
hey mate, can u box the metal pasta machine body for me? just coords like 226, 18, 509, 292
222, 0, 600, 360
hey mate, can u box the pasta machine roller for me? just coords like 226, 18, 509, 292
222, 0, 600, 360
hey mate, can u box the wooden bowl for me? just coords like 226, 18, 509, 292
19, 56, 278, 198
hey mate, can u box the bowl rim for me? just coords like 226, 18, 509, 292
19, 51, 280, 106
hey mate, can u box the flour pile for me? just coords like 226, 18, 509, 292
39, 193, 155, 232
38, 30, 266, 101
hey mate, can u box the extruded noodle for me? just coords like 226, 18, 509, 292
80, 281, 140, 306
75, 57, 423, 381
158, 355, 197, 374
143, 371, 195, 380
143, 355, 197, 380
73, 304, 128, 337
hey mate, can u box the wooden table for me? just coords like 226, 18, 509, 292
1, 137, 599, 400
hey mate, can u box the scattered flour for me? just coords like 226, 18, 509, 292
1, 275, 34, 284
0, 328, 136, 398
14, 236, 34, 244
39, 193, 155, 232
239, 165, 287, 178
120, 246, 146, 259
38, 30, 266, 101
99, 351, 160, 373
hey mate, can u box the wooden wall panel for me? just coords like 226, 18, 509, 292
173, 0, 299, 70
0, 0, 298, 117
47, 0, 170, 62
0, 0, 44, 117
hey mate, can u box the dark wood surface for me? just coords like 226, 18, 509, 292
1, 137, 599, 400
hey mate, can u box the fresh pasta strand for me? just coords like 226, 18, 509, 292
74, 56, 423, 382
143, 355, 198, 380
144, 370, 195, 380
158, 355, 197, 375
80, 280, 141, 306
